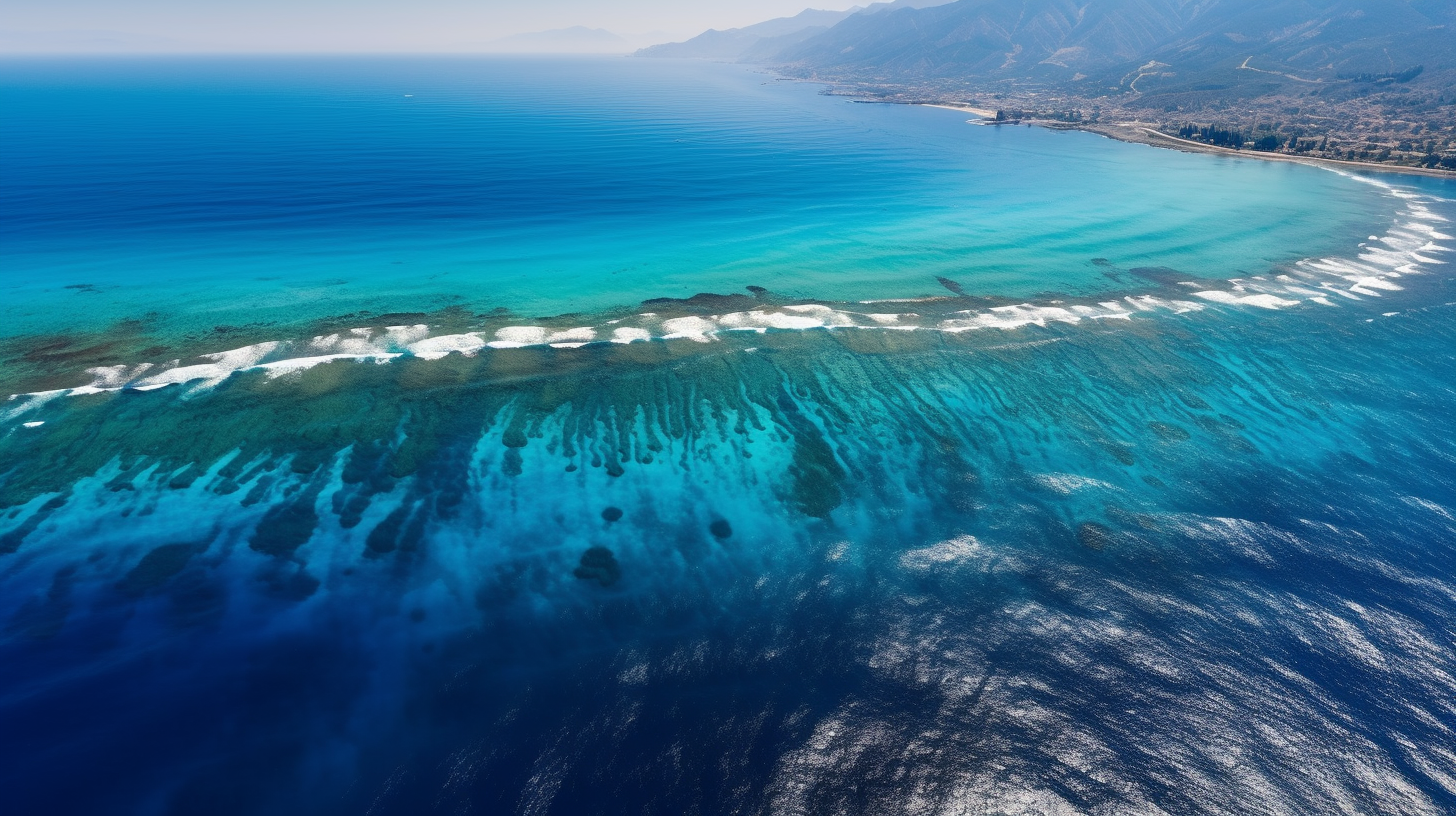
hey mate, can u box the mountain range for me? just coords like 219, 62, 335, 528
636, 1, 956, 62
639, 1, 1456, 102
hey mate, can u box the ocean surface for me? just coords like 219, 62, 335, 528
1, 56, 1454, 815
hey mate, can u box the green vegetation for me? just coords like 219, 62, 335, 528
1177, 124, 1246, 149
1339, 66, 1425, 84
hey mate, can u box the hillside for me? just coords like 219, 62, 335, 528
793, 1, 1451, 82
635, 9, 855, 60
636, 1, 957, 62
713, 0, 1456, 171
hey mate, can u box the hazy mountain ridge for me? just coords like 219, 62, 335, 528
636, 1, 957, 62
780, 0, 1193, 76
635, 9, 856, 60
770, 0, 1456, 86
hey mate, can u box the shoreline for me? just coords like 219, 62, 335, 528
1088, 122, 1456, 180
910, 103, 1455, 180
921, 103, 998, 119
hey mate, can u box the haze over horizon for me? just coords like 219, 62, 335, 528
0, 0, 849, 53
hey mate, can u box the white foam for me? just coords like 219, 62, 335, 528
307, 332, 383, 356
2, 389, 66, 422
256, 353, 401, 377
85, 364, 147, 389
722, 311, 824, 331
487, 326, 549, 349
611, 327, 652, 344
940, 303, 1083, 332
1405, 224, 1453, 240
6, 179, 1449, 407
408, 333, 488, 360
130, 342, 281, 391
659, 316, 718, 342
22, 421, 44, 428
545, 327, 597, 348
1351, 277, 1403, 296
865, 313, 908, 324
1193, 291, 1300, 309
385, 324, 431, 344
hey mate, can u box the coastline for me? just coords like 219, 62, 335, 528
922, 103, 998, 119
1072, 121, 1455, 180
911, 103, 1455, 180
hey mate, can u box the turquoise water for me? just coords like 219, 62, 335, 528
2, 56, 1396, 337
2, 57, 1456, 815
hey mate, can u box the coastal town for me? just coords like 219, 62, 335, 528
808, 70, 1456, 175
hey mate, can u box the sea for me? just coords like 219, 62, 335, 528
1, 56, 1454, 815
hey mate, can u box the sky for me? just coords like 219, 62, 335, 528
0, 0, 859, 53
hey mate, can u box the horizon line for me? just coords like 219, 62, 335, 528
0, 50, 663, 58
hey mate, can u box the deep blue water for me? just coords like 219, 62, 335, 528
2, 57, 1455, 816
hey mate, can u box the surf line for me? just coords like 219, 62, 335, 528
4, 188, 1448, 415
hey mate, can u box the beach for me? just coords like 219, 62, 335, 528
1087, 121, 1456, 179
913, 103, 1455, 179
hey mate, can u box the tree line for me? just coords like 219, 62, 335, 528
1337, 65, 1424, 84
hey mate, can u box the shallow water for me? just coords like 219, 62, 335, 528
2, 57, 1455, 816
2, 56, 1397, 336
